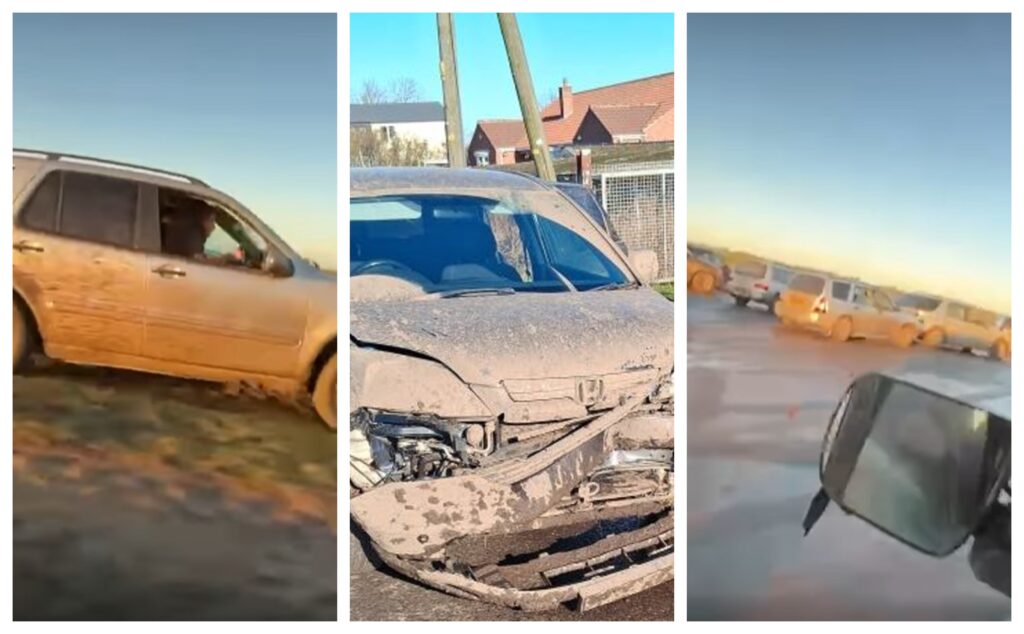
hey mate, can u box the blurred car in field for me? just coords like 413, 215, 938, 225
12, 149, 338, 427
687, 247, 722, 294
896, 293, 1010, 361
776, 273, 918, 347
725, 258, 793, 311
349, 167, 673, 611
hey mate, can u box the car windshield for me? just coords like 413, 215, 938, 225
897, 294, 942, 312
350, 194, 630, 294
790, 274, 825, 295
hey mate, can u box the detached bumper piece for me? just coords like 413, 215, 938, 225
351, 395, 674, 611
376, 512, 672, 612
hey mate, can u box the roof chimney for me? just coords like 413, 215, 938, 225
559, 79, 573, 118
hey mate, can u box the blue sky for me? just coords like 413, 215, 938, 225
14, 13, 337, 268
689, 13, 1010, 313
350, 13, 674, 141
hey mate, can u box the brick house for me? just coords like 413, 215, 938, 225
466, 72, 673, 166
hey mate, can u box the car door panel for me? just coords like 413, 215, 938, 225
144, 258, 307, 377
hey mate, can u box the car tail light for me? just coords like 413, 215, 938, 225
754, 282, 769, 291
812, 296, 829, 314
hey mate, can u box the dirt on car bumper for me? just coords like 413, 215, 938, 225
350, 395, 674, 611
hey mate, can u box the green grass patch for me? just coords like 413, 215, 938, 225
653, 282, 674, 301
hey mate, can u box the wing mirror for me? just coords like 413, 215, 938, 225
264, 246, 295, 278
804, 372, 1010, 556
628, 249, 659, 285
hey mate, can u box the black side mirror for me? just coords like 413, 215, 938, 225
264, 246, 294, 278
805, 372, 1010, 556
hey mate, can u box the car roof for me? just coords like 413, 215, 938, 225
14, 148, 209, 189
880, 357, 1010, 420
351, 167, 550, 195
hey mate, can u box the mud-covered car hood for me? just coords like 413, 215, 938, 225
351, 289, 673, 385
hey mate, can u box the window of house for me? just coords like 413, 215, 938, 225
474, 151, 490, 166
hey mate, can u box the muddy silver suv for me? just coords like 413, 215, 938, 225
12, 149, 337, 427
896, 293, 1011, 361
349, 167, 673, 611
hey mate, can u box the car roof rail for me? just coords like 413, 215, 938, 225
13, 148, 208, 186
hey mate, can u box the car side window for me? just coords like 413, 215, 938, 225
947, 303, 968, 321
60, 172, 138, 248
157, 187, 268, 271
19, 171, 61, 233
851, 286, 872, 306
831, 281, 851, 301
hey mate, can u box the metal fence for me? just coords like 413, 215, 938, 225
591, 161, 674, 282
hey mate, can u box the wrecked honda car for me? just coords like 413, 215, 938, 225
349, 167, 673, 611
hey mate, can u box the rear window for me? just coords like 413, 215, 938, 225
897, 294, 941, 312
790, 274, 825, 295
735, 260, 767, 278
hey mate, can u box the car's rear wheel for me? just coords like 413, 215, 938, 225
692, 271, 715, 295
734, 296, 749, 307
922, 328, 945, 348
13, 299, 31, 371
312, 353, 337, 429
891, 324, 917, 348
831, 317, 853, 342
991, 338, 1010, 362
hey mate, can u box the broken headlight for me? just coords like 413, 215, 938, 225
350, 409, 496, 491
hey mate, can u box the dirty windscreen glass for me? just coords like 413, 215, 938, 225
350, 194, 629, 293
735, 261, 767, 278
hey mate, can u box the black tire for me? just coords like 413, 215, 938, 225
312, 353, 337, 429
734, 296, 749, 307
13, 300, 31, 371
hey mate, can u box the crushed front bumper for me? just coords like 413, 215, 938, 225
350, 395, 674, 611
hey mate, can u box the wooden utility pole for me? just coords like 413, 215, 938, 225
497, 13, 556, 181
437, 13, 465, 168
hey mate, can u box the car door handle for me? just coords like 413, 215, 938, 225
13, 240, 44, 253
152, 264, 187, 278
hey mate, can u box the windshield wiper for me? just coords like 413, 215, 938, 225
589, 281, 641, 292
433, 287, 517, 299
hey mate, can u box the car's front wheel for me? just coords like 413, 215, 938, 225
922, 327, 945, 348
691, 271, 715, 295
13, 299, 31, 371
891, 324, 917, 348
313, 353, 337, 429
831, 317, 853, 342
991, 338, 1010, 362
734, 296, 749, 307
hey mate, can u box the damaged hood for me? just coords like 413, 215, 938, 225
351, 289, 673, 386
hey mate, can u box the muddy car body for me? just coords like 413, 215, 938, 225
350, 167, 674, 611
725, 258, 793, 310
12, 149, 338, 426
776, 273, 918, 347
896, 293, 1010, 361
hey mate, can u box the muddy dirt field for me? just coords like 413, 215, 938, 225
687, 293, 1010, 620
13, 361, 337, 620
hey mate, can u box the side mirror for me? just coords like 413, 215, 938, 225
628, 249, 659, 285
264, 247, 294, 278
809, 372, 1010, 556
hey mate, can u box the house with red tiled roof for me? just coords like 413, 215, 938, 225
467, 72, 673, 166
